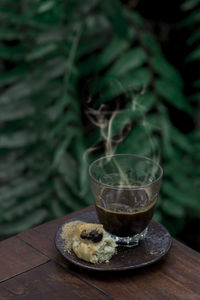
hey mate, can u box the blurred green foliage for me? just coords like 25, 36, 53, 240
0, 0, 199, 238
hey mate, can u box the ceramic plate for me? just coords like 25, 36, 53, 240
55, 210, 172, 272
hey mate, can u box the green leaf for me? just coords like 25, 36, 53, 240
187, 28, 200, 45
140, 32, 162, 56
0, 58, 66, 105
0, 209, 48, 235
181, 9, 200, 26
159, 109, 173, 157
50, 200, 65, 218
155, 79, 193, 113
135, 92, 156, 113
38, 0, 55, 13
169, 166, 200, 195
162, 199, 185, 217
0, 131, 38, 148
2, 191, 49, 221
0, 175, 47, 203
94, 37, 130, 72
171, 126, 193, 152
186, 45, 200, 62
0, 81, 32, 104
85, 128, 102, 148
48, 107, 79, 136
0, 163, 24, 181
101, 0, 129, 38
107, 47, 147, 77
109, 92, 155, 138
47, 95, 69, 123
26, 43, 58, 61
0, 66, 29, 88
0, 198, 17, 212
0, 45, 26, 60
182, 0, 200, 10
94, 68, 151, 105
162, 181, 199, 209
54, 177, 82, 210
151, 56, 183, 88
109, 106, 141, 138
78, 54, 99, 76
37, 27, 63, 44
77, 34, 108, 59
117, 123, 156, 155
164, 156, 197, 176
58, 152, 78, 189
153, 210, 162, 223
126, 10, 144, 26
0, 101, 35, 122
0, 10, 26, 26
53, 131, 76, 169
0, 28, 22, 40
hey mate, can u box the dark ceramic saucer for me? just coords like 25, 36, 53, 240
55, 210, 172, 272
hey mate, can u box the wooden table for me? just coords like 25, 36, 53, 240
0, 205, 200, 300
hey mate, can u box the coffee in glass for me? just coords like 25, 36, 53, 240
89, 154, 163, 246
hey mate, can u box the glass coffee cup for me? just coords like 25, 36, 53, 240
89, 154, 163, 247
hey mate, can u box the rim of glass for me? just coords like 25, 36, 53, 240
88, 154, 163, 189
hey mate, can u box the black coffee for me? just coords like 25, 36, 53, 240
96, 188, 156, 237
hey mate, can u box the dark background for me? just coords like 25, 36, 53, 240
0, 0, 199, 251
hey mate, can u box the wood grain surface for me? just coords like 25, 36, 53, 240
0, 205, 200, 300
0, 236, 49, 283
1, 261, 111, 300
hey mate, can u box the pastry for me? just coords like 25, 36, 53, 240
61, 221, 117, 264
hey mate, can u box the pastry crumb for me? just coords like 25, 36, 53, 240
61, 220, 82, 253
